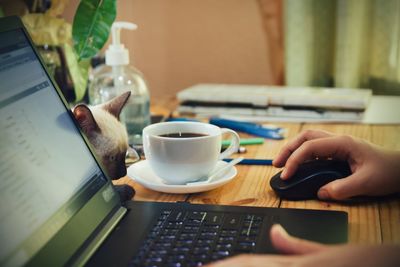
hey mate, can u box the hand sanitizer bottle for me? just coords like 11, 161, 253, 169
89, 21, 150, 145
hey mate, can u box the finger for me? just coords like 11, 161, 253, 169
270, 224, 327, 255
205, 253, 298, 267
318, 172, 365, 200
281, 136, 352, 179
273, 130, 332, 168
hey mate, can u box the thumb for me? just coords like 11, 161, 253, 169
318, 173, 364, 200
270, 224, 327, 255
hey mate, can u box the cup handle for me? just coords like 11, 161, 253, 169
219, 128, 240, 160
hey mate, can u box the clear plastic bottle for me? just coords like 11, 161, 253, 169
88, 22, 150, 145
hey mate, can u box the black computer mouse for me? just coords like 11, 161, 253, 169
270, 159, 352, 200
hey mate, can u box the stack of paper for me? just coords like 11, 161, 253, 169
176, 84, 372, 122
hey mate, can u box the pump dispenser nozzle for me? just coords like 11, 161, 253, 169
106, 21, 137, 66
89, 21, 150, 145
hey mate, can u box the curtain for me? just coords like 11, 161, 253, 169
284, 0, 400, 95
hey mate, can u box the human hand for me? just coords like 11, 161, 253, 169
272, 130, 400, 200
206, 224, 400, 267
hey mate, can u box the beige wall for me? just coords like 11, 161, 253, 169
64, 0, 283, 103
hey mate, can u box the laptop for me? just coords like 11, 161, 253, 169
0, 16, 347, 267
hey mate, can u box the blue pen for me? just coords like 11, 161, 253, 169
223, 158, 274, 165
209, 118, 284, 140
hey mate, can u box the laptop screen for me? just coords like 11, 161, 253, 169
0, 28, 110, 266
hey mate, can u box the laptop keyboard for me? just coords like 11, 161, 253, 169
130, 210, 264, 267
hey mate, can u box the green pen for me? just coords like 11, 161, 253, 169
221, 138, 264, 147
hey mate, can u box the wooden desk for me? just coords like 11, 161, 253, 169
115, 122, 400, 245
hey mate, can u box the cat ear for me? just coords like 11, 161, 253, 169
102, 91, 131, 120
73, 104, 101, 136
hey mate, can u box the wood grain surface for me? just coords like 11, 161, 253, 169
118, 120, 400, 245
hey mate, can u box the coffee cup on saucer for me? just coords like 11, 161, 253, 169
142, 121, 240, 185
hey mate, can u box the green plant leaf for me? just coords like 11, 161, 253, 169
72, 0, 116, 61
64, 43, 90, 103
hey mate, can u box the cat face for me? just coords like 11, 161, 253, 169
73, 92, 131, 180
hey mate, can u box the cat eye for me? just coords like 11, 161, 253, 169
109, 155, 116, 161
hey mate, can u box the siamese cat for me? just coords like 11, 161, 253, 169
72, 91, 135, 201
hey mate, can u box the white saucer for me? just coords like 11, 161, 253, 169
127, 160, 237, 194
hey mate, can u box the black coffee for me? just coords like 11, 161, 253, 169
159, 132, 208, 138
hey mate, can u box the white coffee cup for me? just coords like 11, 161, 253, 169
142, 121, 240, 184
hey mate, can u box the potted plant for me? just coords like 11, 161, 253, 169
1, 0, 117, 104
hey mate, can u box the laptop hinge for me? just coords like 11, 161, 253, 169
71, 206, 127, 267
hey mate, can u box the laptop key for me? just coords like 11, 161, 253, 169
131, 210, 261, 266
199, 232, 218, 238
196, 239, 213, 245
188, 211, 207, 220
182, 225, 200, 232
143, 260, 162, 267
148, 250, 168, 257
193, 253, 208, 261
175, 240, 194, 247
162, 210, 172, 216
210, 251, 230, 261
237, 236, 257, 243
254, 215, 263, 221
168, 211, 187, 222
172, 247, 190, 253
215, 243, 232, 251
178, 233, 197, 240
204, 213, 224, 225
193, 247, 211, 254
235, 241, 256, 252
220, 229, 237, 237
216, 250, 231, 257
188, 260, 206, 267
202, 225, 220, 231
244, 214, 254, 221
159, 235, 176, 241
218, 236, 235, 243
239, 229, 259, 237
168, 254, 186, 261
222, 214, 242, 229
186, 219, 202, 227
166, 261, 185, 267
166, 222, 184, 229
146, 257, 163, 263
153, 242, 173, 249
